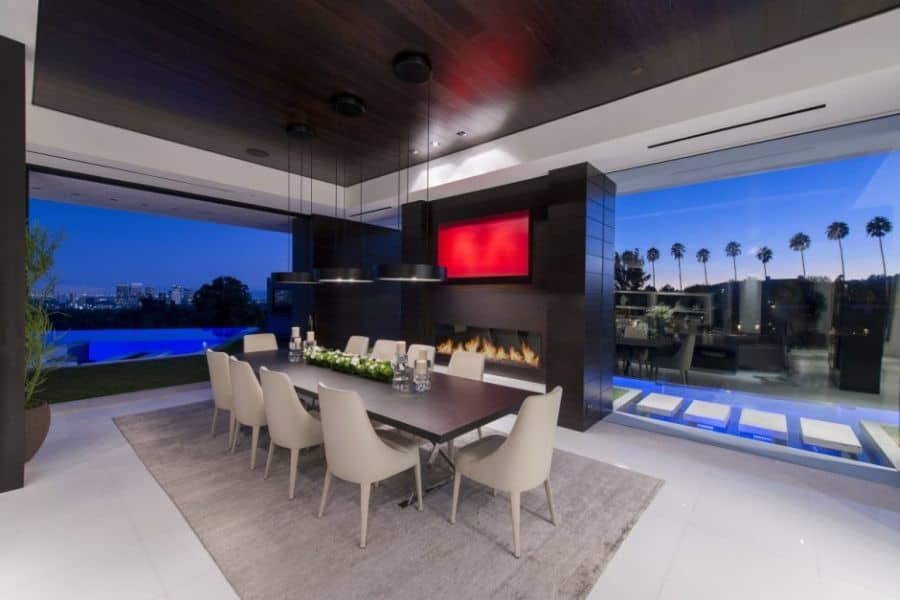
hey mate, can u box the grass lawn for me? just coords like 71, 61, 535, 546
40, 339, 242, 404
613, 387, 630, 401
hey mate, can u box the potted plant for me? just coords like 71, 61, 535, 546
24, 224, 61, 462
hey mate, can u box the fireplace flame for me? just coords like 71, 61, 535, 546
436, 335, 539, 367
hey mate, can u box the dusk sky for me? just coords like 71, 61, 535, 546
617, 151, 898, 288
28, 199, 290, 296
29, 151, 898, 296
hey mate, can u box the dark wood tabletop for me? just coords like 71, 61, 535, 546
236, 350, 528, 444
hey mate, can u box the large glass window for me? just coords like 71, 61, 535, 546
610, 141, 898, 476
28, 173, 290, 366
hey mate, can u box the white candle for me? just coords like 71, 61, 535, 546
396, 341, 406, 356
291, 326, 300, 339
414, 359, 427, 377
307, 331, 315, 342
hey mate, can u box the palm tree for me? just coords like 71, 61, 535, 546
866, 216, 893, 278
826, 221, 849, 280
725, 241, 742, 281
695, 248, 710, 286
646, 247, 660, 289
670, 243, 686, 290
755, 246, 773, 278
789, 232, 811, 278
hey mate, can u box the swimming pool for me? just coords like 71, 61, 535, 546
47, 327, 259, 364
611, 375, 899, 475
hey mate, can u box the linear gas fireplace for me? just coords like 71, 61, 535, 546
435, 324, 543, 380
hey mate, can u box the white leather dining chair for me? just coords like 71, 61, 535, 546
344, 335, 370, 356
243, 333, 278, 353
406, 344, 435, 365
450, 386, 563, 558
228, 357, 268, 469
447, 349, 487, 443
317, 383, 423, 548
206, 349, 236, 446
370, 339, 404, 362
260, 367, 324, 499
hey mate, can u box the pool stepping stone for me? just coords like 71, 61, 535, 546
683, 400, 731, 429
636, 393, 684, 417
738, 408, 788, 442
800, 417, 862, 455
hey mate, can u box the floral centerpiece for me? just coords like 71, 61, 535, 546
645, 305, 674, 337
304, 346, 394, 383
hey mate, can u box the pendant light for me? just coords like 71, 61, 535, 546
374, 51, 445, 283
271, 123, 317, 284
317, 150, 372, 283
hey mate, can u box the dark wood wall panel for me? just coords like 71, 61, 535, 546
1, 36, 26, 493
310, 215, 402, 350
401, 163, 616, 431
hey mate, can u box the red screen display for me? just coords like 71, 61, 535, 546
437, 210, 530, 279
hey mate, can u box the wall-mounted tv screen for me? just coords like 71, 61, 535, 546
437, 209, 530, 280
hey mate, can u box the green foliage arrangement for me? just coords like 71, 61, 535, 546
25, 224, 62, 408
304, 347, 394, 383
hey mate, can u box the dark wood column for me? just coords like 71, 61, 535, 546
400, 163, 616, 431
1, 36, 26, 493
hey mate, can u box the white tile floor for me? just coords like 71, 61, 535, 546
1, 383, 898, 600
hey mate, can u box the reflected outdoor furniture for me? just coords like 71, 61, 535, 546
316, 382, 423, 548
259, 367, 324, 499
344, 335, 370, 356
243, 333, 278, 353
650, 333, 696, 384
450, 386, 563, 558
206, 349, 236, 446
228, 357, 268, 469
615, 337, 674, 377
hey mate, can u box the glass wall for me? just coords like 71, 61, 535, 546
28, 173, 291, 366
609, 124, 899, 476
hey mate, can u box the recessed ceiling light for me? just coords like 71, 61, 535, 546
631, 65, 644, 76
409, 148, 419, 155
71, 192, 81, 197
246, 147, 270, 158
141, 203, 149, 208
286, 122, 316, 139
110, 198, 120, 202
431, 140, 440, 148
31, 186, 41, 191
456, 130, 467, 137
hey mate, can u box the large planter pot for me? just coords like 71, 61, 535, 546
24, 402, 51, 462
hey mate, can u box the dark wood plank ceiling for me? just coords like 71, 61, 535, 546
34, 0, 900, 186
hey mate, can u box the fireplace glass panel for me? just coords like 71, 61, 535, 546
435, 324, 542, 369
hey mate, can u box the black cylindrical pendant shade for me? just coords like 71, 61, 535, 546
271, 271, 317, 284
374, 263, 446, 282
316, 267, 373, 283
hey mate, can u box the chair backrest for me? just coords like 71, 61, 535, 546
406, 344, 435, 365
260, 367, 319, 449
674, 333, 697, 370
370, 339, 404, 362
447, 350, 485, 381
243, 333, 278, 353
496, 386, 562, 491
228, 357, 266, 426
206, 349, 232, 411
317, 383, 393, 483
344, 335, 370, 356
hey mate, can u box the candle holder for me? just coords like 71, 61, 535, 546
288, 337, 303, 363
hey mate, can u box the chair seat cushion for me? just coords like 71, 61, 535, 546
454, 434, 506, 474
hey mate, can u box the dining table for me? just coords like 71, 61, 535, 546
236, 350, 527, 448
237, 349, 530, 506
615, 336, 676, 376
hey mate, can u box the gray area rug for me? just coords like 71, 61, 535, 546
114, 401, 662, 600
